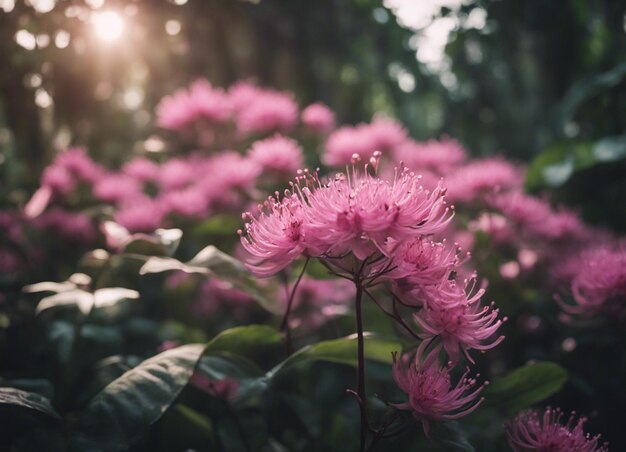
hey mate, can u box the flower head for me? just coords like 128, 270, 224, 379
114, 196, 165, 233
506, 408, 608, 452
392, 347, 485, 434
445, 158, 523, 203
122, 157, 160, 182
413, 276, 505, 363
233, 85, 298, 135
93, 173, 143, 204
248, 134, 304, 176
301, 102, 335, 133
393, 138, 467, 175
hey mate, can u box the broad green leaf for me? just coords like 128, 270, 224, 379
0, 387, 61, 420
483, 362, 567, 415
268, 334, 400, 378
140, 246, 281, 314
68, 344, 205, 451
205, 325, 283, 364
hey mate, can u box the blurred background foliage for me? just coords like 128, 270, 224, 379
1, 0, 625, 205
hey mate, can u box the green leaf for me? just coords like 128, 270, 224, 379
140, 246, 281, 314
0, 387, 61, 421
483, 362, 567, 415
268, 334, 400, 378
556, 62, 626, 129
429, 421, 475, 452
205, 325, 283, 365
68, 344, 205, 451
36, 288, 139, 315
526, 135, 626, 190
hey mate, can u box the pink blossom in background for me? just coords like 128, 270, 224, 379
281, 277, 354, 329
414, 277, 504, 363
158, 158, 196, 190
559, 244, 626, 317
204, 151, 261, 194
93, 173, 143, 204
114, 196, 165, 233
506, 408, 608, 452
228, 81, 264, 113
445, 158, 524, 203
156, 79, 231, 130
160, 186, 209, 218
34, 208, 96, 242
54, 147, 103, 183
193, 278, 255, 316
392, 347, 485, 434
248, 134, 304, 176
393, 138, 467, 175
366, 116, 408, 153
235, 88, 298, 135
468, 212, 513, 244
42, 165, 76, 194
323, 125, 377, 166
122, 157, 160, 182
301, 102, 335, 133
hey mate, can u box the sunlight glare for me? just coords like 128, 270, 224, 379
92, 11, 125, 42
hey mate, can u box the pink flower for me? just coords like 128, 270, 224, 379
122, 157, 160, 182
235, 87, 298, 135
54, 147, 103, 183
506, 408, 608, 452
367, 116, 408, 153
280, 277, 354, 329
114, 197, 165, 233
388, 237, 462, 305
93, 173, 143, 204
392, 347, 485, 434
393, 138, 467, 175
413, 276, 505, 363
160, 186, 209, 218
247, 134, 304, 176
158, 158, 196, 190
156, 79, 231, 130
239, 196, 308, 277
323, 125, 377, 166
203, 151, 261, 194
34, 208, 96, 242
301, 102, 335, 133
193, 278, 255, 316
445, 158, 524, 203
560, 244, 626, 317
300, 165, 452, 259
42, 165, 75, 194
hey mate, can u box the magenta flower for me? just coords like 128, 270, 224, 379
156, 79, 231, 130
248, 134, 304, 176
42, 165, 75, 194
413, 277, 505, 363
158, 158, 196, 190
301, 166, 452, 259
392, 347, 485, 434
301, 102, 335, 133
506, 408, 608, 452
122, 157, 160, 182
193, 278, 255, 316
393, 138, 467, 175
323, 125, 377, 167
34, 208, 96, 242
560, 244, 626, 317
367, 116, 408, 154
235, 87, 298, 135
239, 196, 308, 277
160, 186, 209, 218
53, 147, 103, 183
114, 196, 165, 233
445, 158, 523, 203
93, 173, 143, 204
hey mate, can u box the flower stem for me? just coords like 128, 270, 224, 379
280, 257, 309, 354
355, 281, 367, 452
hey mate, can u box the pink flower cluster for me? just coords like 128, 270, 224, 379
157, 80, 332, 139
240, 156, 503, 427
506, 408, 608, 452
